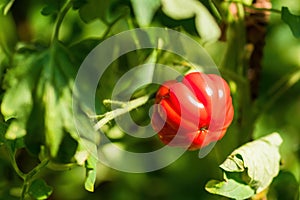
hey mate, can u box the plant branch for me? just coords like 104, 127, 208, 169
20, 158, 50, 200
52, 0, 72, 42
256, 69, 300, 113
94, 96, 149, 131
7, 147, 25, 179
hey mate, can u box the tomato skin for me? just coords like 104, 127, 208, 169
151, 72, 234, 150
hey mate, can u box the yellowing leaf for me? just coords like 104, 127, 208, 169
206, 133, 283, 199
220, 133, 282, 193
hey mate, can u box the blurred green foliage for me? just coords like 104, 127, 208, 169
0, 0, 299, 199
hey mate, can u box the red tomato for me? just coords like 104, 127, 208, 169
151, 72, 234, 150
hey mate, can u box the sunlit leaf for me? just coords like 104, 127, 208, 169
194, 6, 221, 44
220, 133, 282, 193
5, 120, 26, 140
1, 40, 86, 160
131, 0, 161, 27
0, 0, 15, 15
28, 179, 53, 200
1, 79, 33, 121
161, 0, 220, 43
282, 7, 300, 38
44, 83, 64, 157
205, 179, 255, 199
85, 154, 97, 192
206, 133, 283, 199
162, 0, 195, 19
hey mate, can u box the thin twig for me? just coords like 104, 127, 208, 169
93, 96, 149, 131
52, 0, 72, 42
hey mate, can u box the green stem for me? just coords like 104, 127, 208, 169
94, 96, 149, 131
101, 12, 129, 39
20, 158, 50, 200
103, 99, 129, 107
255, 69, 300, 114
52, 0, 72, 42
7, 148, 25, 180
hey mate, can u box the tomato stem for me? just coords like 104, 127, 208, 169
94, 95, 150, 131
52, 0, 72, 42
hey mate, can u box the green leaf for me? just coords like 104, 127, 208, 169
161, 0, 221, 43
1, 78, 34, 121
0, 121, 7, 144
271, 171, 300, 200
72, 0, 88, 10
85, 168, 96, 192
282, 7, 300, 38
85, 155, 97, 192
205, 179, 255, 200
5, 120, 26, 140
54, 133, 78, 163
220, 133, 282, 193
44, 82, 64, 157
0, 12, 17, 55
0, 0, 15, 15
41, 0, 67, 16
28, 179, 53, 200
194, 5, 221, 44
1, 40, 87, 160
162, 0, 195, 19
78, 0, 127, 24
130, 0, 161, 27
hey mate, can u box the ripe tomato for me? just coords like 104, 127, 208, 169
151, 72, 234, 150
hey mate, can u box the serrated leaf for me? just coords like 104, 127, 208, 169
205, 179, 255, 200
131, 0, 161, 27
28, 179, 53, 200
161, 0, 220, 43
1, 40, 86, 161
282, 7, 300, 38
220, 133, 282, 193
